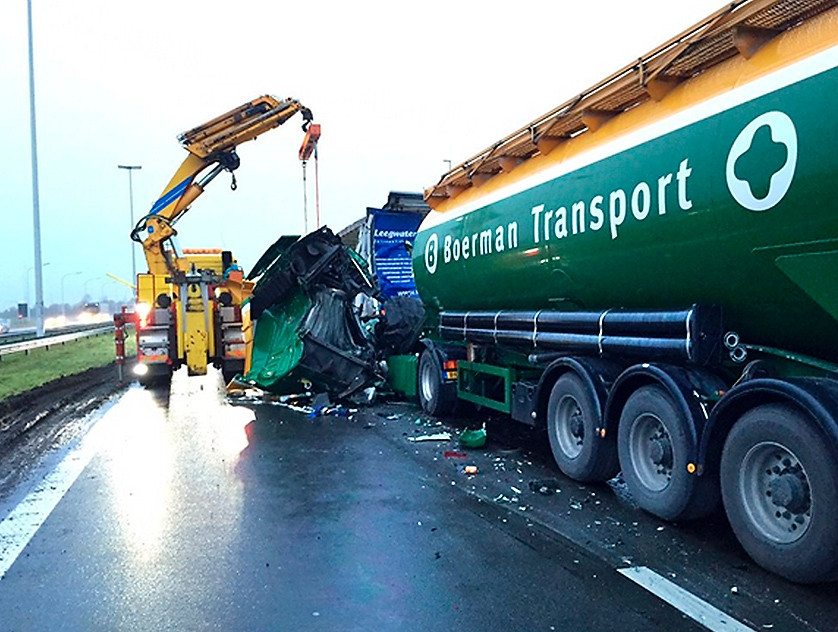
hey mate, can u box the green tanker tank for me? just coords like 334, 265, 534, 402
406, 0, 838, 583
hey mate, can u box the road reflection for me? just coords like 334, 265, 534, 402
102, 386, 173, 562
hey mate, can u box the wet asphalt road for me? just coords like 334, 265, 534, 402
0, 369, 835, 631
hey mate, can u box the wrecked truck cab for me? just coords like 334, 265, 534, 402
242, 227, 382, 399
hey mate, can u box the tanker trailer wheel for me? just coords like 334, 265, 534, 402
618, 385, 715, 521
720, 404, 838, 583
547, 373, 618, 482
418, 349, 456, 417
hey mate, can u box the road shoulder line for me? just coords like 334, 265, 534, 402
619, 565, 755, 632
0, 402, 113, 579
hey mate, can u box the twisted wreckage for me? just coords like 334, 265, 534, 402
240, 226, 423, 399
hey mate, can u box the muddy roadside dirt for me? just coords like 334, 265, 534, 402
0, 364, 128, 501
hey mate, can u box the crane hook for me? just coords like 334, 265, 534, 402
230, 172, 237, 191
301, 107, 314, 132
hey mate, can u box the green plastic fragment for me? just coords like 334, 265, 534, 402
459, 426, 487, 449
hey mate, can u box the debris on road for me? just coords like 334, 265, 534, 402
408, 432, 452, 443
528, 478, 562, 495
459, 426, 487, 448
307, 405, 357, 418
444, 451, 467, 459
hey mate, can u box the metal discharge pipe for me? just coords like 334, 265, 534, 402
439, 305, 722, 365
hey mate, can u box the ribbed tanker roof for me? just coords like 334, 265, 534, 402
425, 0, 838, 207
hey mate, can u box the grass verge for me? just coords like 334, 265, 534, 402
0, 331, 135, 401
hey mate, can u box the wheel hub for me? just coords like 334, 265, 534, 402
628, 413, 673, 492
740, 441, 811, 544
555, 394, 585, 459
650, 437, 673, 468
570, 412, 585, 439
769, 472, 809, 515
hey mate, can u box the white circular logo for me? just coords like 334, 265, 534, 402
726, 111, 797, 212
424, 233, 438, 274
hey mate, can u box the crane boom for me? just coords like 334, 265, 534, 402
131, 95, 313, 276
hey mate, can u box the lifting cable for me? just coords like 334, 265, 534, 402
299, 122, 322, 234
302, 159, 309, 234
314, 144, 320, 230
301, 145, 321, 233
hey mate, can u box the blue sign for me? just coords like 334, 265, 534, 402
369, 208, 424, 299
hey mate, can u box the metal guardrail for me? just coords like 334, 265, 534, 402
0, 323, 114, 358
0, 322, 113, 345
0, 327, 37, 344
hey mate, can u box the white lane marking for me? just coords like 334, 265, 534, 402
619, 566, 756, 632
0, 399, 117, 579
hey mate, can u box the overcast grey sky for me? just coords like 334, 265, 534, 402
0, 0, 722, 308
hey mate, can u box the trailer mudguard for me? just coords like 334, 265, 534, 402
698, 377, 838, 474
535, 356, 621, 430
604, 363, 726, 465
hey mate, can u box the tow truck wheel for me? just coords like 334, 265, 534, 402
138, 365, 172, 388
547, 373, 618, 482
222, 360, 243, 385
418, 349, 456, 417
618, 385, 712, 521
721, 404, 838, 583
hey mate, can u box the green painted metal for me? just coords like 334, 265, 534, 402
457, 361, 515, 413
387, 354, 418, 398
414, 64, 838, 366
243, 288, 307, 391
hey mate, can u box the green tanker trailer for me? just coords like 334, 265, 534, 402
406, 0, 838, 583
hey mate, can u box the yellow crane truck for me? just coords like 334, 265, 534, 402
129, 95, 313, 384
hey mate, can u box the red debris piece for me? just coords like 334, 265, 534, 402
443, 451, 468, 459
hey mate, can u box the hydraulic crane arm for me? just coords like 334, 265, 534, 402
131, 95, 313, 276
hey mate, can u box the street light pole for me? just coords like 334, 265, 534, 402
61, 271, 81, 320
118, 165, 142, 285
27, 0, 45, 337
26, 261, 50, 306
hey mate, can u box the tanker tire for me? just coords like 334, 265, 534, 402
418, 349, 456, 417
720, 404, 838, 583
547, 373, 618, 482
618, 385, 708, 521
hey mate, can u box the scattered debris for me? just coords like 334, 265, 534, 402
359, 387, 376, 405
570, 500, 583, 511
280, 403, 315, 415
408, 432, 452, 442
308, 405, 356, 418
312, 392, 331, 409
528, 478, 562, 495
444, 451, 468, 459
459, 426, 487, 449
